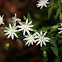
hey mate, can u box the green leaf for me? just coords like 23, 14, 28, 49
38, 26, 51, 32
48, 8, 53, 18
27, 13, 32, 22
23, 16, 27, 20
55, 8, 61, 19
50, 39, 57, 47
50, 0, 54, 4
58, 0, 62, 8
1, 27, 5, 30
51, 46, 58, 57
50, 39, 58, 57
16, 32, 24, 40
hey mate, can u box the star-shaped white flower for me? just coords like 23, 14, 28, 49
12, 13, 21, 23
17, 18, 34, 35
4, 23, 18, 40
35, 31, 50, 47
0, 15, 4, 25
36, 0, 49, 9
58, 23, 62, 34
23, 33, 37, 46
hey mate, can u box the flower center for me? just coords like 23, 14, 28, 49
42, 2, 45, 5
40, 36, 44, 40
29, 36, 33, 40
23, 25, 28, 29
0, 20, 2, 23
10, 29, 15, 33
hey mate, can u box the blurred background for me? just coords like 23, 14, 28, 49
0, 0, 62, 62
0, 0, 40, 62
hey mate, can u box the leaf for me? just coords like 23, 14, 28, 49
50, 39, 58, 57
23, 16, 27, 20
1, 27, 5, 30
50, 39, 57, 47
27, 13, 32, 22
38, 26, 51, 32
55, 8, 61, 19
51, 46, 58, 57
16, 32, 24, 40
58, 0, 62, 8
49, 0, 54, 6
48, 8, 53, 18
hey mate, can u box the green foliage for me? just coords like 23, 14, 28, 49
55, 8, 61, 19
50, 39, 58, 57
16, 32, 24, 40
1, 27, 5, 30
23, 16, 27, 20
27, 13, 32, 22
48, 8, 53, 18
58, 0, 62, 8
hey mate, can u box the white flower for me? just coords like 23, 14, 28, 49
0, 15, 4, 25
17, 18, 34, 35
23, 33, 37, 46
35, 31, 50, 47
12, 13, 21, 23
4, 23, 18, 40
36, 0, 49, 9
58, 23, 62, 34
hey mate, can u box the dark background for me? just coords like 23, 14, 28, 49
0, 0, 40, 62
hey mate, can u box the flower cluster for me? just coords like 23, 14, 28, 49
36, 0, 49, 9
0, 14, 50, 47
1, 0, 62, 48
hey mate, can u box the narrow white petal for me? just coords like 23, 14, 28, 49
28, 28, 33, 31
17, 25, 22, 28
25, 41, 29, 45
5, 27, 9, 29
14, 33, 18, 38
23, 30, 26, 35
19, 22, 23, 25
4, 32, 9, 35
4, 30, 8, 32
11, 34, 14, 40
9, 23, 12, 29
26, 29, 30, 35
58, 28, 62, 30
28, 25, 34, 27
28, 21, 32, 25
44, 4, 47, 7
40, 41, 42, 47
23, 38, 28, 41
36, 39, 40, 42
7, 34, 11, 39
18, 28, 23, 31
40, 31, 43, 35
34, 32, 40, 36
31, 41, 33, 45
60, 23, 62, 26
45, 40, 49, 42
26, 18, 28, 24
15, 13, 16, 17
43, 31, 47, 36
36, 41, 40, 45
40, 5, 43, 9
44, 37, 50, 40
58, 31, 62, 34
42, 41, 46, 46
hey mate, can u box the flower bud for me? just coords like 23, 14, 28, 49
43, 51, 47, 57
5, 43, 10, 49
